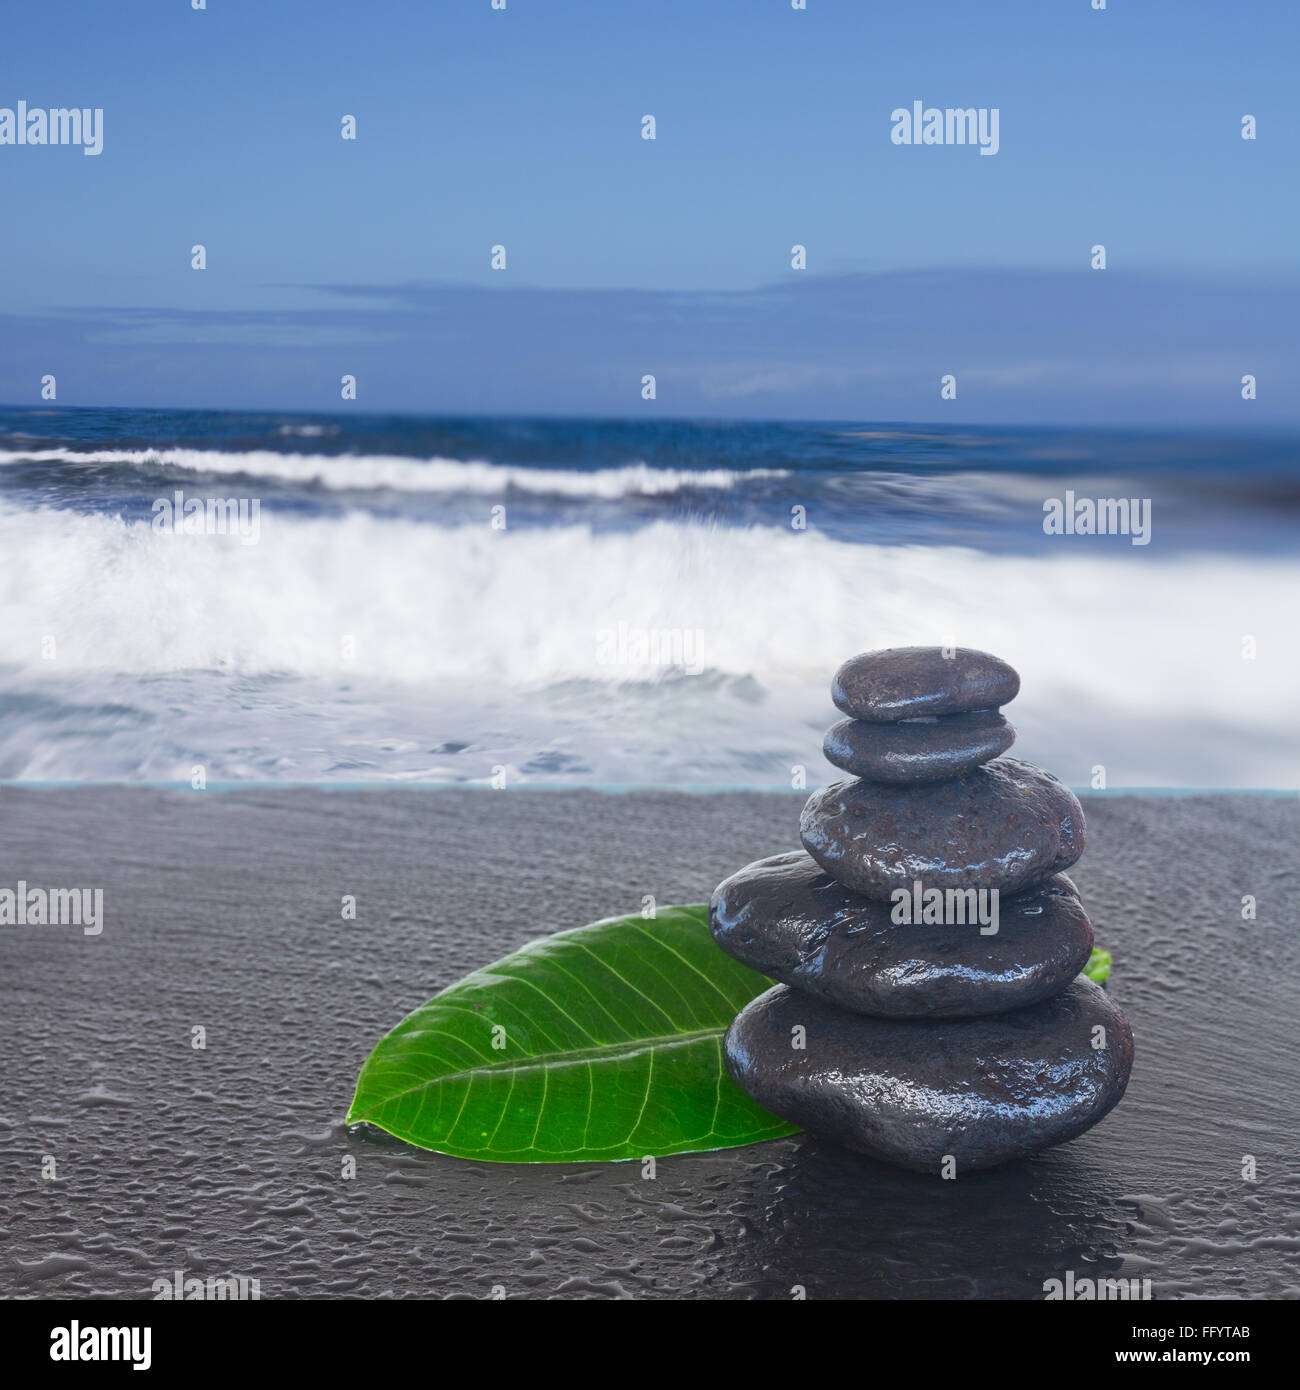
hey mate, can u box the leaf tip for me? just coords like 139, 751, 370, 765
1084, 946, 1113, 985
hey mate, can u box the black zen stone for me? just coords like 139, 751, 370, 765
709, 850, 1092, 1018
823, 710, 1015, 782
724, 977, 1133, 1174
831, 646, 1020, 722
799, 756, 1084, 900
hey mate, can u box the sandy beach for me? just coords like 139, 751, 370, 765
2, 786, 1297, 1300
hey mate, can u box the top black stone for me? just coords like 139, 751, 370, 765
831, 646, 1020, 722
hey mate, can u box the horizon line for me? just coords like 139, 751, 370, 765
3, 403, 1298, 438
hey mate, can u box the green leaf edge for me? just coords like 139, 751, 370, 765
345, 903, 799, 1163
1084, 946, 1112, 984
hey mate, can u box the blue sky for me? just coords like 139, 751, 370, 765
1, 0, 1296, 420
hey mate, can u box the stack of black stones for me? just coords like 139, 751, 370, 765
710, 647, 1134, 1174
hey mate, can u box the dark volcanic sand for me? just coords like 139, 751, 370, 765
1, 787, 1298, 1300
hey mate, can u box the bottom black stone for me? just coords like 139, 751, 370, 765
725, 977, 1133, 1175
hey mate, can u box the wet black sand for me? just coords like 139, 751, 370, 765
1, 787, 1298, 1300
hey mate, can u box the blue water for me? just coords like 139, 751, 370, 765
3, 406, 1299, 552
0, 406, 1296, 786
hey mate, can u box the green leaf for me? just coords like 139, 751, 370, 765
346, 904, 798, 1163
1083, 947, 1112, 984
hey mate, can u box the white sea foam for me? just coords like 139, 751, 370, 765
0, 500, 1292, 696
0, 446, 785, 497
0, 502, 1295, 783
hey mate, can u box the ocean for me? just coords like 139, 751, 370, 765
1, 407, 1296, 788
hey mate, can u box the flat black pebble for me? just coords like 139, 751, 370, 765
800, 756, 1084, 900
725, 977, 1133, 1173
709, 850, 1093, 1017
832, 647, 1020, 722
823, 710, 1015, 782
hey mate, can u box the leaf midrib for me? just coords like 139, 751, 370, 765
350, 1021, 730, 1120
